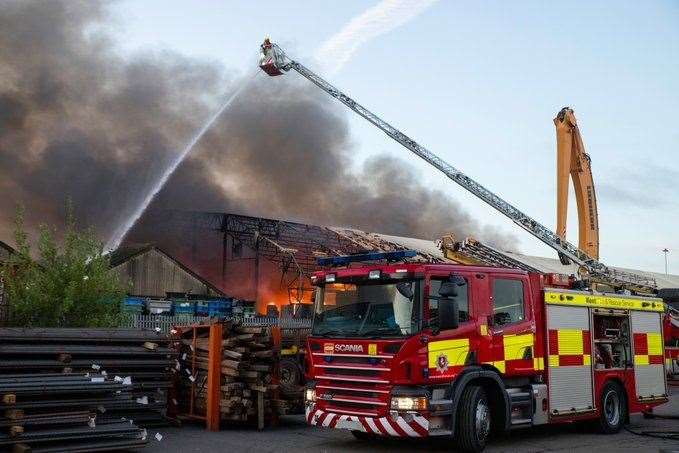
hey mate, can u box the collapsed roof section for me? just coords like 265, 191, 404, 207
153, 211, 679, 289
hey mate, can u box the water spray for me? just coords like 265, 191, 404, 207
105, 70, 260, 252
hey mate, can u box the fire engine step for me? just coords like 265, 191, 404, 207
508, 391, 532, 405
429, 399, 453, 415
509, 418, 533, 426
507, 388, 534, 428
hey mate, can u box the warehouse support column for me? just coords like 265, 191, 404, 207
254, 240, 260, 305
222, 232, 228, 288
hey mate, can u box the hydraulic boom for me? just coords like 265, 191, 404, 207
258, 39, 655, 292
554, 107, 599, 265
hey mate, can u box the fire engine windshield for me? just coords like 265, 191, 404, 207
312, 280, 420, 338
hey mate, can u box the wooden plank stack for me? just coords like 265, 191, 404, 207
176, 322, 278, 428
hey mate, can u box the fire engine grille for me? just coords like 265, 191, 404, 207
319, 368, 381, 377
313, 353, 393, 416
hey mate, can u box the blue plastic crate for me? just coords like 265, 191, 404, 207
202, 298, 230, 317
208, 307, 231, 317
124, 296, 145, 306
208, 300, 231, 309
123, 297, 145, 313
173, 301, 195, 315
195, 301, 209, 316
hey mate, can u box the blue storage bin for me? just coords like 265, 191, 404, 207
195, 301, 209, 316
208, 307, 231, 318
123, 297, 145, 313
173, 301, 195, 315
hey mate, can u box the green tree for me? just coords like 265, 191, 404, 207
1, 205, 124, 327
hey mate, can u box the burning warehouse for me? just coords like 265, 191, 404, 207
121, 211, 679, 318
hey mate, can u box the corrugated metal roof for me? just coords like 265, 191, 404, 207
373, 233, 447, 260
108, 243, 155, 267
0, 240, 15, 264
109, 244, 226, 296
0, 240, 15, 255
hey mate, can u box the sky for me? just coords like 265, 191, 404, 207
110, 0, 679, 274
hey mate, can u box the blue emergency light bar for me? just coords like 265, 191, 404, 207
317, 250, 418, 266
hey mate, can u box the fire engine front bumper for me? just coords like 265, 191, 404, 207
306, 406, 430, 437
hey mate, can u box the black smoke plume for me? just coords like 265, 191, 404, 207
0, 0, 516, 266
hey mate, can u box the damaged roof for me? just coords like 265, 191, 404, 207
159, 211, 679, 289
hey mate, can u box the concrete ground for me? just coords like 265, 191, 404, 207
145, 388, 679, 453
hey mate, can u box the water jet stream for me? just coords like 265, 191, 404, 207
105, 71, 258, 251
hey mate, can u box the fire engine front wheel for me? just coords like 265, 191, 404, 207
456, 385, 490, 453
598, 381, 627, 434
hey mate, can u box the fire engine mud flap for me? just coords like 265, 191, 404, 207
448, 367, 510, 437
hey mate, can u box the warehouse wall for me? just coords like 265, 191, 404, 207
220, 235, 294, 313
112, 248, 222, 298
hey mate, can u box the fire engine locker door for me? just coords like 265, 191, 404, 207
630, 311, 667, 400
546, 305, 594, 414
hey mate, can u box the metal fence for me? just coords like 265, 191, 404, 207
241, 316, 312, 329
120, 314, 212, 332
120, 314, 312, 333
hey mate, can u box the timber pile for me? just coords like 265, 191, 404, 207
176, 322, 279, 427
0, 328, 175, 427
0, 373, 147, 452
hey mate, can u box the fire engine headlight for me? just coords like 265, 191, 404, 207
390, 396, 428, 411
305, 388, 316, 403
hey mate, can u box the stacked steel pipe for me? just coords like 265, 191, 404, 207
0, 328, 175, 451
0, 373, 147, 451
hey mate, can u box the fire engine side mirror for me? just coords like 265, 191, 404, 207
435, 275, 465, 331
438, 298, 459, 331
438, 274, 466, 298
438, 281, 459, 298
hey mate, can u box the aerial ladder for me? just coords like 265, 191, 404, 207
554, 107, 599, 265
258, 39, 656, 293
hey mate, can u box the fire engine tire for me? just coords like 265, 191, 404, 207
351, 430, 377, 440
279, 357, 304, 397
598, 381, 627, 434
456, 385, 490, 453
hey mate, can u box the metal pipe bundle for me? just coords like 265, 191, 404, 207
0, 327, 176, 451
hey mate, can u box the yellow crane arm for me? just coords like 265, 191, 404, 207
555, 107, 599, 264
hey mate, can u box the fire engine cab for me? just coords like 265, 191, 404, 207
304, 252, 669, 452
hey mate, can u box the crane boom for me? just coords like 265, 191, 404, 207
258, 40, 655, 292
554, 107, 599, 265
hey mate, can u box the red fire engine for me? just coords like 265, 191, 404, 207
257, 41, 677, 451
303, 252, 670, 452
